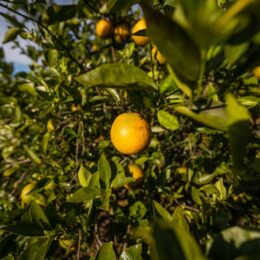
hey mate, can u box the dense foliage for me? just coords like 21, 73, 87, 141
0, 0, 260, 259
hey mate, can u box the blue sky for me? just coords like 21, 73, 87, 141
0, 0, 76, 73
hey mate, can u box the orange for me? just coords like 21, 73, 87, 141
125, 164, 144, 189
110, 112, 151, 155
95, 19, 113, 38
131, 19, 149, 46
152, 46, 166, 64
252, 66, 260, 79
114, 23, 130, 44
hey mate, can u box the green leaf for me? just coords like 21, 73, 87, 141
141, 3, 201, 82
225, 43, 249, 65
175, 106, 227, 131
75, 63, 157, 91
20, 237, 53, 260
21, 201, 51, 230
3, 27, 22, 44
152, 221, 205, 260
191, 186, 203, 205
119, 244, 142, 260
44, 4, 77, 24
157, 110, 180, 131
98, 153, 112, 186
97, 241, 116, 260
98, 188, 112, 211
226, 94, 251, 175
67, 187, 100, 203
78, 164, 92, 187
171, 206, 189, 231
153, 200, 172, 222
208, 226, 260, 260
100, 0, 138, 13
111, 174, 134, 189
130, 201, 147, 220
215, 178, 227, 200
0, 223, 45, 236
23, 145, 42, 164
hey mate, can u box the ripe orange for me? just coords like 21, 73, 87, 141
114, 23, 130, 44
125, 164, 144, 189
95, 19, 113, 38
252, 66, 260, 79
110, 112, 151, 155
152, 46, 166, 64
131, 19, 149, 46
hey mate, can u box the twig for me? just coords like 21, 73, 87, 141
77, 229, 81, 260
0, 2, 85, 70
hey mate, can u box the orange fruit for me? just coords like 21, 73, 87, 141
125, 164, 144, 189
114, 23, 130, 44
95, 19, 113, 38
110, 112, 151, 155
131, 19, 149, 46
152, 46, 166, 64
252, 66, 260, 79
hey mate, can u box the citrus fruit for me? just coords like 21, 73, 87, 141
252, 66, 260, 79
131, 18, 149, 46
110, 112, 151, 155
95, 19, 113, 38
125, 164, 144, 189
152, 46, 166, 64
114, 23, 130, 44
20, 182, 45, 206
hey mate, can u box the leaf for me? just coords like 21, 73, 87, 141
98, 153, 112, 186
191, 186, 203, 205
23, 145, 42, 164
171, 206, 189, 231
78, 164, 92, 187
67, 187, 100, 203
208, 226, 260, 260
153, 200, 172, 222
97, 241, 116, 260
215, 178, 227, 200
175, 105, 227, 131
20, 237, 53, 260
44, 4, 77, 24
111, 174, 134, 189
3, 27, 22, 44
98, 188, 112, 211
100, 0, 138, 13
75, 63, 157, 91
21, 201, 51, 230
225, 43, 249, 65
157, 110, 180, 131
130, 201, 147, 220
226, 94, 251, 175
152, 221, 205, 260
0, 223, 44, 236
141, 3, 201, 82
119, 244, 142, 260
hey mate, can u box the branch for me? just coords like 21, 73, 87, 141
0, 2, 85, 70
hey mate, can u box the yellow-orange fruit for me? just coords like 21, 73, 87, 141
95, 19, 113, 38
125, 164, 144, 189
114, 24, 130, 44
131, 19, 149, 46
110, 112, 151, 155
252, 66, 260, 79
152, 46, 166, 64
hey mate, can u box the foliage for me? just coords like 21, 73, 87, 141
0, 0, 259, 259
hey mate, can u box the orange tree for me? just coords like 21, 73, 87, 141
0, 0, 260, 259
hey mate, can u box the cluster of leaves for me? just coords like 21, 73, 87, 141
0, 0, 260, 259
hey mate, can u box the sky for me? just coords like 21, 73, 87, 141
0, 0, 76, 73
